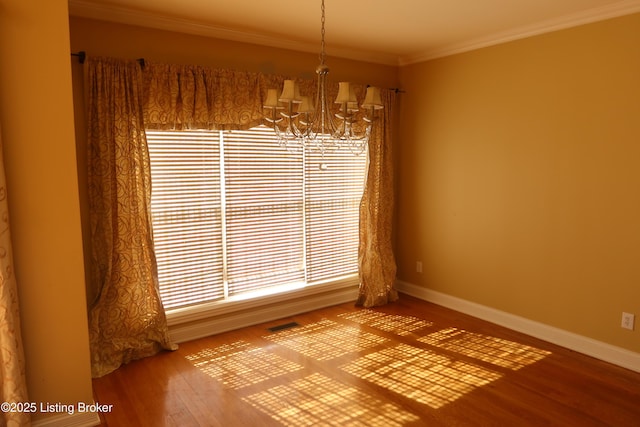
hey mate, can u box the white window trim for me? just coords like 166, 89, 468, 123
147, 126, 366, 333
167, 275, 359, 343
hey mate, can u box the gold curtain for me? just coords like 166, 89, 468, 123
357, 89, 398, 307
86, 57, 176, 378
143, 63, 266, 130
0, 125, 30, 426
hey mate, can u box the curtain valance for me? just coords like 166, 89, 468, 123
141, 61, 375, 133
144, 63, 266, 130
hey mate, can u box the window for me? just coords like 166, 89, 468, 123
147, 126, 367, 310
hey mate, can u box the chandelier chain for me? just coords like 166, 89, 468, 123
319, 0, 326, 65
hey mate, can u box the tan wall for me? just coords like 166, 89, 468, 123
0, 0, 94, 422
397, 13, 640, 353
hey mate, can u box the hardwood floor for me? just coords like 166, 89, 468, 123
93, 294, 640, 426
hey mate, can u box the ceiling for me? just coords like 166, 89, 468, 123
68, 0, 640, 65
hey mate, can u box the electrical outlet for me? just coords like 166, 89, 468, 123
621, 312, 635, 330
416, 261, 423, 274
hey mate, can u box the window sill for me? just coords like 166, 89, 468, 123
166, 275, 360, 343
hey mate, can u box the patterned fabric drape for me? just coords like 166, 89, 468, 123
143, 63, 265, 130
357, 90, 399, 307
0, 125, 30, 427
86, 57, 176, 378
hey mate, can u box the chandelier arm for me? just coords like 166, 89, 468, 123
263, 107, 283, 125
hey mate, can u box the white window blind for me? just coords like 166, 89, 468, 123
146, 126, 366, 310
305, 149, 367, 283
223, 128, 305, 295
147, 130, 224, 309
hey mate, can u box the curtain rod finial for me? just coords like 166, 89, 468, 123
71, 51, 86, 64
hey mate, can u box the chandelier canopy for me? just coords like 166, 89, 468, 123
263, 0, 384, 155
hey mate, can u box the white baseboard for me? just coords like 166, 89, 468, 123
396, 280, 640, 373
32, 412, 100, 427
169, 284, 359, 343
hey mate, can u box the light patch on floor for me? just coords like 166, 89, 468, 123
338, 309, 433, 336
185, 340, 304, 389
243, 372, 420, 427
341, 343, 503, 409
264, 319, 388, 360
419, 327, 552, 370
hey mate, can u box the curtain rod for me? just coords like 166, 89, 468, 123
364, 83, 404, 94
71, 51, 146, 67
71, 51, 86, 63
70, 51, 401, 92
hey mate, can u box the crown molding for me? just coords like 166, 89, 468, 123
69, 0, 640, 67
399, 0, 640, 65
67, 0, 400, 66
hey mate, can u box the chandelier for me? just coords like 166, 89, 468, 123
263, 0, 384, 155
